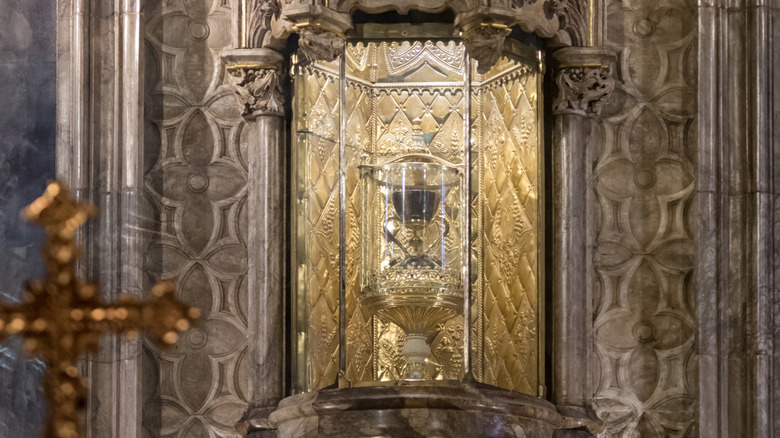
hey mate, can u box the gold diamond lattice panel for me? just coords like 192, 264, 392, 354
293, 63, 342, 392
475, 63, 542, 395
293, 61, 376, 391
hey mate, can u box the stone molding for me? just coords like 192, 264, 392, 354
224, 49, 286, 119
552, 48, 616, 117
268, 385, 603, 437
552, 0, 591, 47
231, 0, 594, 67
696, 2, 778, 436
245, 0, 282, 48
56, 0, 150, 436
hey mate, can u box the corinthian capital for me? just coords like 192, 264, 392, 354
223, 49, 286, 119
552, 48, 617, 117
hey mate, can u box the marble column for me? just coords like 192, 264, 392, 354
223, 48, 287, 437
550, 47, 615, 419
697, 1, 778, 436
57, 0, 148, 435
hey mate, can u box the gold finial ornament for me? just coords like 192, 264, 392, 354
3, 181, 200, 438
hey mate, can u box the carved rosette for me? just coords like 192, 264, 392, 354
552, 65, 614, 116
227, 65, 285, 118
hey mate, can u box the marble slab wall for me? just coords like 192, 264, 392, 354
592, 0, 697, 435
773, 7, 780, 436
0, 0, 56, 435
696, 1, 778, 436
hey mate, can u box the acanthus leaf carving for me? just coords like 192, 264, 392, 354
296, 27, 346, 63
227, 66, 285, 118
461, 24, 511, 74
553, 65, 614, 117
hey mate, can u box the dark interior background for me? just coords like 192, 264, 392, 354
0, 0, 56, 434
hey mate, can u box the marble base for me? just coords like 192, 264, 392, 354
261, 383, 602, 437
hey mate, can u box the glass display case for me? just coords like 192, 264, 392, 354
360, 151, 463, 380
291, 24, 544, 394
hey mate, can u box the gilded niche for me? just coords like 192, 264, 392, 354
290, 36, 544, 395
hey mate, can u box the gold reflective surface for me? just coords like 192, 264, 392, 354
292, 38, 543, 394
292, 58, 343, 391
473, 57, 542, 394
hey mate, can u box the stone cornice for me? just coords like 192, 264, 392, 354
233, 1, 598, 69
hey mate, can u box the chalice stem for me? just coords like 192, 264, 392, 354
402, 334, 430, 380
385, 229, 413, 259
409, 229, 424, 255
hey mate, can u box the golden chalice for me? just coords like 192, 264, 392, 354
360, 158, 462, 379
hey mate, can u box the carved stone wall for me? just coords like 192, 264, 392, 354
592, 0, 697, 435
143, 0, 250, 436
43, 1, 780, 437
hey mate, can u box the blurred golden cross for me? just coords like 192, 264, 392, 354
0, 182, 200, 438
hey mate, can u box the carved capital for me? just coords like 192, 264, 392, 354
227, 66, 285, 118
223, 49, 286, 119
461, 23, 512, 74
285, 5, 350, 63
553, 66, 613, 116
295, 26, 346, 63
552, 48, 616, 117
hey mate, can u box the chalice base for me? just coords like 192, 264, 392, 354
361, 267, 463, 381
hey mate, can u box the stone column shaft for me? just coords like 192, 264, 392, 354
223, 48, 286, 437
58, 0, 148, 435
552, 113, 591, 408
550, 47, 615, 416
251, 114, 285, 404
